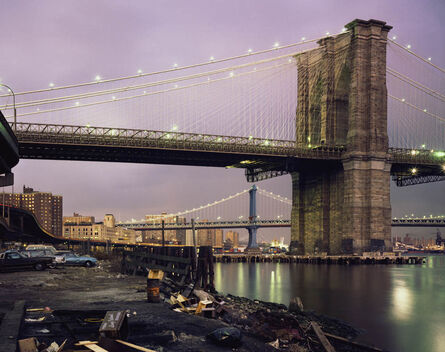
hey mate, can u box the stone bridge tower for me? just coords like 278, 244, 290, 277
290, 19, 393, 255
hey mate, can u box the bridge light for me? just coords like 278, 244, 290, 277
75, 102, 80, 106
423, 109, 427, 112
435, 151, 445, 157
174, 84, 178, 88
137, 69, 143, 74
95, 75, 101, 81
341, 27, 346, 33
301, 37, 306, 41
249, 135, 253, 140
247, 48, 252, 54
86, 124, 91, 128
406, 44, 411, 49
421, 144, 426, 148
325, 32, 330, 35
172, 125, 178, 131
410, 150, 417, 156
209, 56, 215, 61
112, 96, 116, 100
392, 36, 397, 40
49, 82, 55, 88
274, 42, 279, 48
411, 168, 417, 174
229, 72, 234, 77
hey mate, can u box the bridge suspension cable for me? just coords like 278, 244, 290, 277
0, 51, 303, 116
389, 94, 445, 123
387, 68, 445, 102
0, 33, 342, 98
4, 61, 293, 118
387, 37, 445, 150
388, 39, 445, 74
257, 188, 292, 205
120, 189, 250, 224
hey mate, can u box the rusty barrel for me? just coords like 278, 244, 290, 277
147, 278, 160, 303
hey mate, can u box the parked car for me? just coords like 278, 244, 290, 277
25, 244, 58, 253
61, 252, 98, 267
0, 250, 53, 271
22, 249, 66, 268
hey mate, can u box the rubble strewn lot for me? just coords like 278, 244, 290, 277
0, 260, 385, 351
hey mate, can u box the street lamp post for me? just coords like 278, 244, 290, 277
0, 83, 16, 223
0, 83, 16, 131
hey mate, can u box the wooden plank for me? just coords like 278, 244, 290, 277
116, 340, 157, 352
18, 338, 38, 352
310, 322, 336, 352
324, 332, 385, 352
85, 344, 109, 352
76, 341, 98, 346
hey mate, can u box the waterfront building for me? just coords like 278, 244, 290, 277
2, 185, 63, 236
226, 231, 239, 248
214, 229, 223, 248
197, 220, 214, 246
144, 213, 185, 243
63, 213, 139, 244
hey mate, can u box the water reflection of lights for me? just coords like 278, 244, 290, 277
392, 279, 413, 321
433, 325, 445, 352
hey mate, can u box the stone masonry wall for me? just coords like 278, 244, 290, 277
290, 19, 392, 255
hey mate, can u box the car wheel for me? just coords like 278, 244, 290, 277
84, 261, 93, 268
34, 263, 44, 271
48, 263, 56, 269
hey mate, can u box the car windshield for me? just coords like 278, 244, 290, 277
7, 252, 25, 259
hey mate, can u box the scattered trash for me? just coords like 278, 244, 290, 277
147, 269, 163, 303
288, 296, 304, 313
206, 327, 242, 348
18, 337, 38, 352
36, 328, 50, 334
24, 317, 46, 322
99, 311, 129, 339
267, 338, 280, 349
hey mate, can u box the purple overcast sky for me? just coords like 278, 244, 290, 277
1, 0, 444, 240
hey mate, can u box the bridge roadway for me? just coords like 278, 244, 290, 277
0, 112, 19, 176
117, 217, 445, 230
11, 122, 445, 184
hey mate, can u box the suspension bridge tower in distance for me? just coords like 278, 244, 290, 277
245, 185, 261, 254
289, 19, 393, 255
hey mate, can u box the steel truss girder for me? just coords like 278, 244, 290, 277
245, 168, 289, 182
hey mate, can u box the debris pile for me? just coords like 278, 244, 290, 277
19, 308, 157, 352
165, 281, 384, 352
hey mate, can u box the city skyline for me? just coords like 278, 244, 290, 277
1, 0, 444, 241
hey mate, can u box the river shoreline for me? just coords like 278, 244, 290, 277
0, 260, 390, 351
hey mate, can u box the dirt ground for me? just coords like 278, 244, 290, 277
0, 262, 278, 351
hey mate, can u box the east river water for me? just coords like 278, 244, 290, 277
214, 255, 445, 352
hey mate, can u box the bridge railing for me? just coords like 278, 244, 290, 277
11, 122, 344, 159
117, 219, 291, 229
388, 147, 445, 166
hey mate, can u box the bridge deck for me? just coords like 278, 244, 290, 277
11, 123, 445, 178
